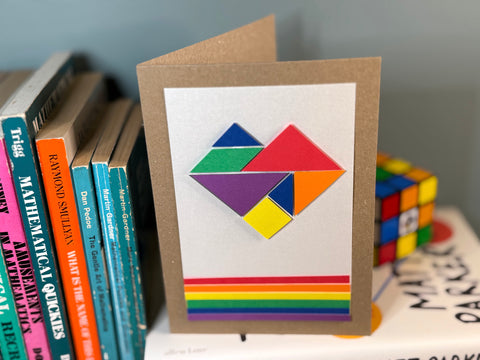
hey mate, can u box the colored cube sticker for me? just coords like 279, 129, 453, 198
396, 232, 417, 259
374, 152, 437, 266
398, 207, 419, 237
378, 241, 396, 265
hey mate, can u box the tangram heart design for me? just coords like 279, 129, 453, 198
190, 123, 345, 238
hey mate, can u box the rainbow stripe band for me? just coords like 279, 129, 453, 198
184, 276, 351, 321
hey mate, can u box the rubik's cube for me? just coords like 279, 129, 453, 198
374, 153, 438, 266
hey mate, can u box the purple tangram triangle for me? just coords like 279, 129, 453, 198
191, 173, 288, 216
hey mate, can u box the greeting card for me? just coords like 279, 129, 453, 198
137, 15, 380, 335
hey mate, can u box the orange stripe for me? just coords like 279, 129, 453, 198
185, 284, 350, 293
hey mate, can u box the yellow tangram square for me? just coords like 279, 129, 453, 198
243, 198, 292, 239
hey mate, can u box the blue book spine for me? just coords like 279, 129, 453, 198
2, 119, 73, 360
92, 163, 133, 360
109, 167, 146, 360
71, 165, 119, 360
0, 247, 27, 360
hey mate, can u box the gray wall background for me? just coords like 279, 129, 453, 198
1, 1, 479, 234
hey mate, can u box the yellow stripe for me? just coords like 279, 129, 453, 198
184, 292, 351, 301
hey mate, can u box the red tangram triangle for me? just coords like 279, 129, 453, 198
242, 125, 342, 172
294, 170, 345, 215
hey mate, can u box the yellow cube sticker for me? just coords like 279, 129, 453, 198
396, 232, 417, 259
419, 176, 438, 205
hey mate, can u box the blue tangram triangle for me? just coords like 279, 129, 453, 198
269, 173, 294, 215
213, 123, 262, 147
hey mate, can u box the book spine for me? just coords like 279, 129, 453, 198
36, 139, 101, 360
27, 58, 74, 136
1, 118, 74, 360
109, 167, 146, 360
0, 140, 52, 360
71, 165, 119, 360
92, 163, 133, 360
0, 251, 28, 360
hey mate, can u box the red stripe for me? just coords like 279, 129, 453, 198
184, 276, 350, 285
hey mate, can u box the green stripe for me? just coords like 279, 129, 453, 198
187, 299, 350, 309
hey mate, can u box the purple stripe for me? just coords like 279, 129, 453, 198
188, 313, 351, 321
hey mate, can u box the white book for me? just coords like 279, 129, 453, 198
0, 52, 73, 123
146, 207, 480, 360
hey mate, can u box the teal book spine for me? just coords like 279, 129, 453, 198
1, 119, 73, 359
0, 244, 28, 360
71, 165, 119, 360
109, 167, 146, 360
92, 163, 133, 360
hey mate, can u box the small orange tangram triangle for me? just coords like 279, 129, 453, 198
294, 170, 345, 215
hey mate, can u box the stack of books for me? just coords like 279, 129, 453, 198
0, 53, 160, 360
